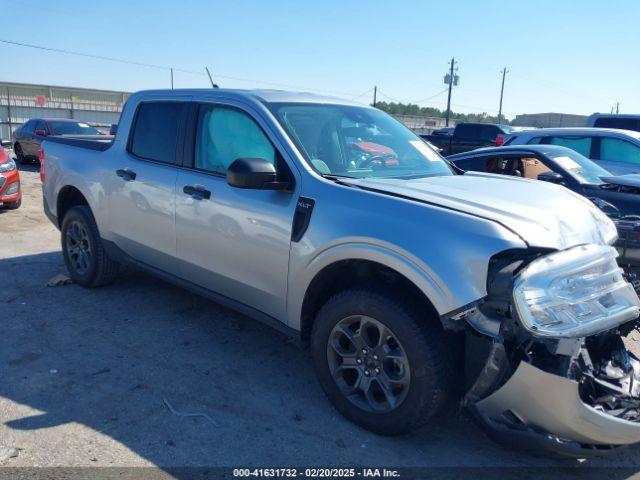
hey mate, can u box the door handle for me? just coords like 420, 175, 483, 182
116, 168, 136, 181
183, 184, 211, 200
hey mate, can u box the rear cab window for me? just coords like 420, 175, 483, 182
129, 102, 186, 164
454, 124, 482, 140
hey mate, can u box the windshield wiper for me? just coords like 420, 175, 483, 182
321, 173, 357, 180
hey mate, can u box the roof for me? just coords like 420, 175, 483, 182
130, 88, 368, 107
41, 118, 89, 123
448, 144, 583, 160
508, 127, 640, 139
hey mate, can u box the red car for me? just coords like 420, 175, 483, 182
0, 147, 21, 209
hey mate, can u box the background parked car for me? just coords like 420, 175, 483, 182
421, 122, 514, 155
13, 118, 103, 164
586, 114, 640, 133
0, 146, 21, 210
449, 144, 640, 267
428, 127, 454, 137
503, 127, 640, 175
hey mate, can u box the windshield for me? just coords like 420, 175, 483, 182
549, 149, 611, 185
269, 103, 453, 179
49, 121, 100, 136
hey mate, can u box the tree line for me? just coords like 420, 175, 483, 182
374, 101, 508, 125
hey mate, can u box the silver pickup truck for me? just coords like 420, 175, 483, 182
42, 89, 640, 455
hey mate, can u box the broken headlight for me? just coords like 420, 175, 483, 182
512, 244, 640, 338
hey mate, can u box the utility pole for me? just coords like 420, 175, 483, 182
616, 102, 620, 114
170, 68, 174, 89
444, 57, 458, 127
373, 86, 377, 108
498, 67, 508, 123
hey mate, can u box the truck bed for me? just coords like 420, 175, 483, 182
42, 135, 114, 152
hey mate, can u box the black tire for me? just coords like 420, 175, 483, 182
311, 289, 455, 436
5, 198, 21, 210
61, 205, 119, 287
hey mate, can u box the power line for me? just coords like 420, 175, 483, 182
0, 38, 202, 74
0, 37, 365, 98
411, 88, 449, 104
376, 88, 448, 106
348, 87, 374, 101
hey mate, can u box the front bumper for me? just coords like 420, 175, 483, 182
0, 169, 21, 206
464, 326, 640, 456
459, 246, 640, 456
473, 359, 640, 454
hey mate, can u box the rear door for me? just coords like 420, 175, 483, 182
107, 99, 190, 273
174, 100, 300, 320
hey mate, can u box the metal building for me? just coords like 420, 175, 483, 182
392, 114, 454, 135
0, 81, 129, 141
511, 112, 588, 128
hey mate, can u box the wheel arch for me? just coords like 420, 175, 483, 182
292, 244, 453, 342
56, 185, 90, 228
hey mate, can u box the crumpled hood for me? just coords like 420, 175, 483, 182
342, 172, 616, 249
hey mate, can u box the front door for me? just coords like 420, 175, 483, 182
175, 102, 299, 320
108, 100, 188, 273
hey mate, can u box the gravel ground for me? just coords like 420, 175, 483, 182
2, 160, 640, 476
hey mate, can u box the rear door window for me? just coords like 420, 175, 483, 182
129, 102, 186, 164
548, 136, 592, 157
600, 138, 640, 165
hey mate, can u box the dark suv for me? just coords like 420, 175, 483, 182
13, 118, 101, 163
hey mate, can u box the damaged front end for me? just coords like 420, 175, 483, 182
456, 244, 640, 456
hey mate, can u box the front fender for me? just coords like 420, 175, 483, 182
287, 240, 451, 329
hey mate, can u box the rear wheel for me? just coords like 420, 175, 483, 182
61, 205, 119, 287
311, 289, 455, 435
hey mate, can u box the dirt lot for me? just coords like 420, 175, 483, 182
2, 162, 640, 474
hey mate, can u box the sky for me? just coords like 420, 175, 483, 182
1, 0, 638, 120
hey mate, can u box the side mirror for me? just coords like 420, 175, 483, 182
227, 158, 288, 190
35, 129, 46, 136
1, 140, 11, 148
538, 171, 564, 185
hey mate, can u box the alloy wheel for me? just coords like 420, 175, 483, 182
327, 315, 410, 413
65, 220, 92, 275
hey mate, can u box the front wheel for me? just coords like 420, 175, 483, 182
61, 205, 119, 287
311, 289, 455, 436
